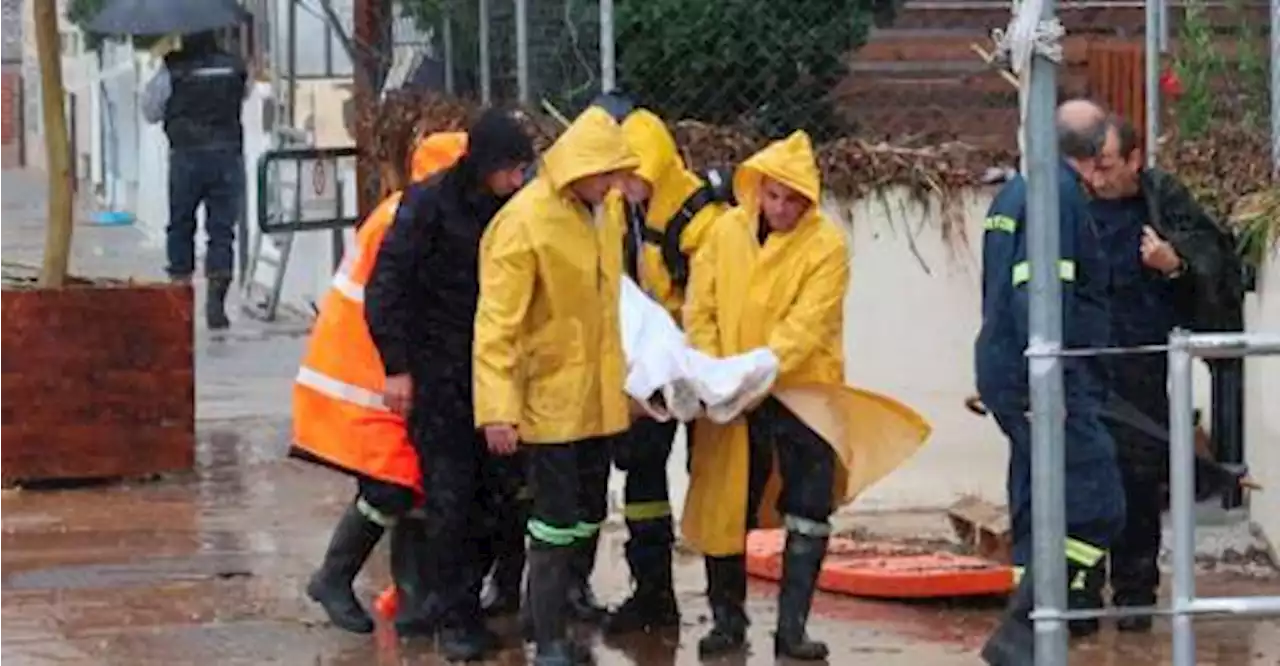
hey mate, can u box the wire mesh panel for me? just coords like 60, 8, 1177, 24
611, 0, 894, 140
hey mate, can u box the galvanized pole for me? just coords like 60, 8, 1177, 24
288, 0, 298, 127
1168, 331, 1198, 666
515, 0, 530, 105
600, 0, 616, 92
1158, 0, 1169, 52
442, 6, 455, 95
1025, 0, 1069, 663
1145, 0, 1160, 167
479, 0, 492, 104
270, 0, 284, 145
1271, 0, 1279, 176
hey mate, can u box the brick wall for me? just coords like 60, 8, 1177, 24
841, 0, 1273, 148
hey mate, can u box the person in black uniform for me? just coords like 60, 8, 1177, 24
1087, 118, 1245, 632
365, 109, 535, 661
141, 30, 248, 329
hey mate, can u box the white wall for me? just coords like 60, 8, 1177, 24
652, 188, 1236, 523
1245, 258, 1280, 541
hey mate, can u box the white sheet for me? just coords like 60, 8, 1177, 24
619, 275, 778, 424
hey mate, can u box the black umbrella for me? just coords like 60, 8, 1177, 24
88, 0, 250, 37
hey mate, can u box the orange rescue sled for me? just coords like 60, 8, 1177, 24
745, 528, 1015, 599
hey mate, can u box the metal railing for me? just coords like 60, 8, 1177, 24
1026, 331, 1280, 666
255, 145, 360, 234
1166, 331, 1280, 665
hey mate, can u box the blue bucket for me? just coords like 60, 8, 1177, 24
89, 211, 135, 226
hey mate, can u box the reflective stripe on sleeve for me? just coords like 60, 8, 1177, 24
296, 366, 388, 412
330, 270, 365, 303
1011, 259, 1077, 286
983, 215, 1018, 233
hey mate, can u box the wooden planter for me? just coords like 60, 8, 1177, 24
1, 281, 195, 485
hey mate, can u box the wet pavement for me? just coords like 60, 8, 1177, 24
5, 419, 1280, 665
5, 167, 1280, 664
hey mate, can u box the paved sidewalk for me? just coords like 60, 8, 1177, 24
2, 168, 308, 421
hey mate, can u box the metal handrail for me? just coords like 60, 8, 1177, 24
255, 145, 360, 234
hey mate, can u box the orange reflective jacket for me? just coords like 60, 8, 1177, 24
292, 133, 467, 491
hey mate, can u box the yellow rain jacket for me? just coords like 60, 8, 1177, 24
605, 109, 729, 318
472, 107, 640, 444
681, 131, 932, 556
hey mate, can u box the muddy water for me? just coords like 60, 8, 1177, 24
4, 421, 1279, 665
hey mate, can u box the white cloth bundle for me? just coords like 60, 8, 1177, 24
619, 275, 777, 423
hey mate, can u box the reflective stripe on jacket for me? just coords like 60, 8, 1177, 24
292, 134, 467, 490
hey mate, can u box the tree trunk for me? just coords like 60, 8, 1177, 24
35, 0, 75, 288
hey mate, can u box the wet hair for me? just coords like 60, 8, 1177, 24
464, 108, 535, 176
1055, 106, 1111, 160
1114, 116, 1141, 157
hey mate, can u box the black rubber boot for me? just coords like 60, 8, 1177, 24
483, 495, 529, 617
697, 555, 749, 659
774, 531, 830, 661
520, 575, 535, 642
980, 571, 1035, 666
305, 502, 385, 634
438, 548, 495, 662
206, 276, 231, 330
981, 561, 1099, 665
481, 550, 525, 617
438, 626, 491, 662
1113, 578, 1157, 633
1067, 563, 1105, 638
566, 533, 606, 623
530, 546, 593, 665
391, 516, 442, 637
606, 519, 679, 635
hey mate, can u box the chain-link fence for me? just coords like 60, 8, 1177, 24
313, 0, 1278, 220
393, 0, 899, 140
373, 2, 1271, 151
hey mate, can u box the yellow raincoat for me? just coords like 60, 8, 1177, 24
681, 131, 931, 556
472, 107, 640, 444
605, 109, 729, 318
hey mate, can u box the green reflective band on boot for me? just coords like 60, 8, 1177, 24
783, 514, 832, 538
1012, 259, 1076, 286
624, 501, 672, 521
1064, 537, 1105, 568
355, 497, 398, 528
527, 519, 579, 546
573, 521, 600, 538
983, 215, 1018, 233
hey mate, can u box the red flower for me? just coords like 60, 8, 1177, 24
1161, 68, 1184, 99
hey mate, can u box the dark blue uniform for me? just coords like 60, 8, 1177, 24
974, 163, 1125, 571
1091, 195, 1180, 610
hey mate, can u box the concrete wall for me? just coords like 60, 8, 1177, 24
1245, 257, 1280, 542
657, 188, 1252, 524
